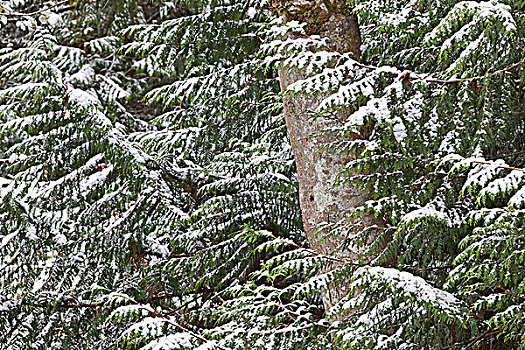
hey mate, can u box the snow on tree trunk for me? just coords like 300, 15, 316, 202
274, 0, 384, 312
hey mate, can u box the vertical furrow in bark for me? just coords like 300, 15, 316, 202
275, 0, 384, 313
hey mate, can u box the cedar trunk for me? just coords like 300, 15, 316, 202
274, 0, 383, 312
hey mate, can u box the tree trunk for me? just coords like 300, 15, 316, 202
274, 0, 383, 313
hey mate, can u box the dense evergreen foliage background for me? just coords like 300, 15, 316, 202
0, 0, 524, 349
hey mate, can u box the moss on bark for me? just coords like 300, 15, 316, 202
271, 0, 361, 58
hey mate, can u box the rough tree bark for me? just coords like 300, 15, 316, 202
273, 0, 384, 313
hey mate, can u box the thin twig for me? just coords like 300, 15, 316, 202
139, 305, 231, 350
276, 237, 356, 265
465, 328, 503, 350
403, 264, 453, 272
497, 286, 525, 300
442, 328, 503, 350
473, 161, 525, 173
3, 0, 70, 17
290, 31, 524, 85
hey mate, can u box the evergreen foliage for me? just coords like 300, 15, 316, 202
0, 0, 524, 349
255, 1, 525, 348
0, 0, 300, 348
